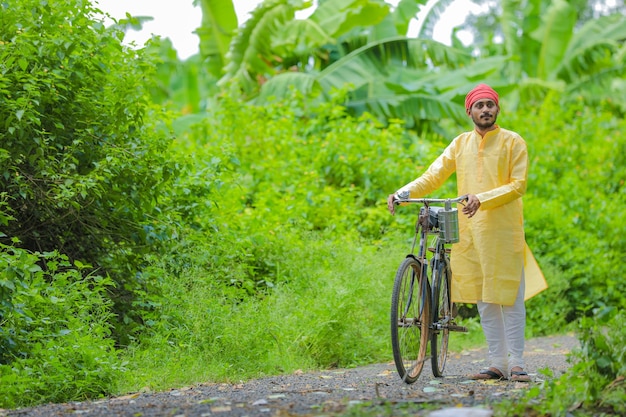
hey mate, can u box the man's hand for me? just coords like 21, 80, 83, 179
462, 194, 481, 218
387, 194, 397, 215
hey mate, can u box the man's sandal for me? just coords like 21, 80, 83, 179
510, 370, 531, 382
470, 367, 505, 380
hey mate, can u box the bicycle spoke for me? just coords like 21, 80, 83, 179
431, 258, 451, 377
391, 257, 430, 384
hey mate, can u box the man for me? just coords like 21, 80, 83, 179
387, 84, 547, 382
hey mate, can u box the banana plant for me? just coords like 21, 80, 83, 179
215, 0, 505, 131
195, 0, 238, 78
258, 37, 512, 130
557, 14, 626, 107
198, 0, 626, 131
464, 0, 626, 110
218, 0, 391, 92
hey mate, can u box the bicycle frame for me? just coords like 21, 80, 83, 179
403, 195, 465, 259
390, 195, 467, 382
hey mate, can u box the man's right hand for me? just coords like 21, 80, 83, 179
387, 194, 397, 215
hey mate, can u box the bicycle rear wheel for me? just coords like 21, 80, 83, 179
390, 256, 431, 384
431, 257, 451, 377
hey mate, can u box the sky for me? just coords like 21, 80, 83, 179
96, 0, 479, 59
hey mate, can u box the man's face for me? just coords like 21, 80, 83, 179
467, 99, 499, 129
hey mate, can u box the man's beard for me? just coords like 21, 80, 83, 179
472, 113, 497, 129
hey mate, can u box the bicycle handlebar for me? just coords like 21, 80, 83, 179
393, 191, 468, 206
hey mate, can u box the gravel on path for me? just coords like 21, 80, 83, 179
1, 334, 577, 417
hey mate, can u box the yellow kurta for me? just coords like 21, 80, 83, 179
397, 126, 547, 306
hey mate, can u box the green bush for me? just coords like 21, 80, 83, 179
508, 95, 626, 326
497, 308, 626, 416
0, 244, 120, 408
0, 0, 177, 344
116, 231, 399, 392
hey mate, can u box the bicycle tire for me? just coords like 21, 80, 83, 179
390, 256, 431, 384
431, 257, 451, 377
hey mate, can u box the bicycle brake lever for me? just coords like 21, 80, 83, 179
397, 190, 410, 200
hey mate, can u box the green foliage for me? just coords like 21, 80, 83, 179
117, 234, 398, 391
0, 243, 120, 408
196, 0, 238, 78
0, 0, 171, 264
506, 94, 626, 326
574, 309, 626, 414
0, 0, 178, 345
496, 308, 626, 416
202, 0, 626, 132
199, 90, 424, 240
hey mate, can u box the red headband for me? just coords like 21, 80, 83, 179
465, 84, 499, 111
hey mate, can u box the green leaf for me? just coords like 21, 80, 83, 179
219, 1, 298, 91
0, 279, 16, 290
196, 0, 239, 77
310, 0, 389, 38
531, 0, 577, 80
258, 72, 323, 102
390, 0, 427, 36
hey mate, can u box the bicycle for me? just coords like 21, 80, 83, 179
390, 192, 469, 383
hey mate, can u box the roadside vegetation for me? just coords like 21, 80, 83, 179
1, 0, 624, 415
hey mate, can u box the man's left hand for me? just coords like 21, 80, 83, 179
462, 194, 481, 218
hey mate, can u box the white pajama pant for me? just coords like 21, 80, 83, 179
477, 270, 526, 378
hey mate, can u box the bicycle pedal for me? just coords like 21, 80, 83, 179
448, 324, 468, 333
427, 247, 451, 254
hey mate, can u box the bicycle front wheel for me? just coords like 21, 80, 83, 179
431, 258, 451, 377
390, 256, 431, 384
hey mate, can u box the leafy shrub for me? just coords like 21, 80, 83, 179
0, 243, 120, 408
116, 231, 399, 391
574, 309, 626, 414
0, 0, 177, 344
508, 95, 626, 327
497, 308, 626, 416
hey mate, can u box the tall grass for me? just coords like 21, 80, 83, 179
117, 232, 395, 391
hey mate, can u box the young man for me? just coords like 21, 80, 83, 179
387, 84, 547, 382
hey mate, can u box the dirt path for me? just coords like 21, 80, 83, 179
2, 334, 577, 417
